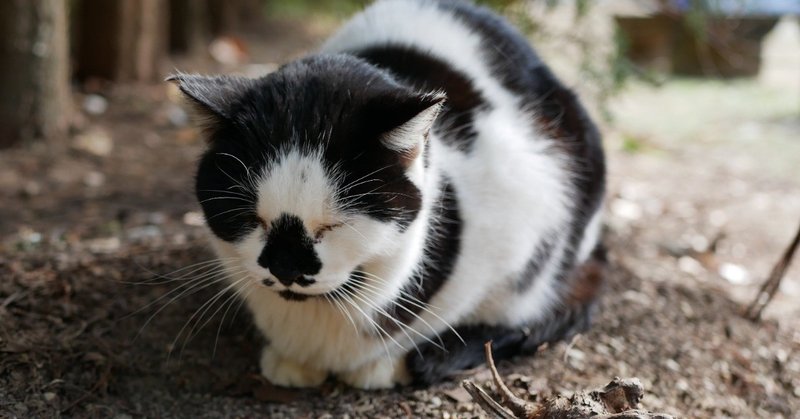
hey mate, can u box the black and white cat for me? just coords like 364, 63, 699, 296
170, 0, 605, 389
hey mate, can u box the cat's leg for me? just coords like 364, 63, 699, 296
407, 246, 607, 384
260, 345, 327, 388
337, 355, 410, 389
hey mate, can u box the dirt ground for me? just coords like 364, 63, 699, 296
2, 16, 800, 419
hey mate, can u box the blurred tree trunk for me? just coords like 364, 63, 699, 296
208, 0, 263, 36
0, 0, 72, 147
74, 0, 168, 82
169, 0, 210, 55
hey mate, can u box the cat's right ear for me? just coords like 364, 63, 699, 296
166, 73, 254, 126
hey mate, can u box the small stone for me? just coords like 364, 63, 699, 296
610, 198, 642, 221
166, 105, 189, 127
83, 94, 109, 115
678, 256, 704, 275
183, 211, 204, 226
430, 396, 442, 408
21, 181, 41, 197
127, 225, 162, 241
43, 392, 57, 402
73, 127, 113, 157
86, 237, 120, 254
83, 171, 105, 188
664, 358, 681, 372
719, 263, 749, 284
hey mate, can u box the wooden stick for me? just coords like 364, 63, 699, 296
484, 341, 534, 418
745, 219, 800, 321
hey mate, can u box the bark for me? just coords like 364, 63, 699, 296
169, 0, 211, 55
0, 0, 72, 147
208, 0, 264, 36
74, 0, 168, 82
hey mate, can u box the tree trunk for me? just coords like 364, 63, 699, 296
0, 0, 72, 147
169, 0, 211, 55
74, 0, 168, 82
208, 0, 264, 36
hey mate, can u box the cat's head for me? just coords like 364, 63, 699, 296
170, 55, 444, 301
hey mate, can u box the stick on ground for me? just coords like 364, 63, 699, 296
745, 219, 800, 321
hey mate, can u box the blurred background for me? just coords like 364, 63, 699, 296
1, 0, 799, 417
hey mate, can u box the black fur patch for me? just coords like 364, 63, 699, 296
355, 45, 487, 153
515, 236, 556, 292
378, 177, 462, 332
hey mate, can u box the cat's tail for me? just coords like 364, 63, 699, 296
406, 245, 607, 385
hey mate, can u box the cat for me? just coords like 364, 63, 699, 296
169, 0, 605, 389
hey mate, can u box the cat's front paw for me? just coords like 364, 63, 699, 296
260, 346, 327, 388
338, 356, 410, 390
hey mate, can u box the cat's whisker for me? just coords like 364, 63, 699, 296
124, 257, 238, 286
338, 164, 394, 192
204, 206, 256, 222
216, 152, 253, 182
349, 274, 446, 350
339, 219, 368, 240
332, 288, 392, 362
170, 274, 251, 361
324, 291, 360, 337
213, 282, 255, 359
197, 189, 253, 199
343, 284, 426, 356
127, 265, 243, 319
215, 163, 252, 193
352, 282, 446, 354
335, 287, 400, 360
352, 270, 464, 345
132, 269, 244, 343
188, 275, 251, 344
198, 196, 255, 205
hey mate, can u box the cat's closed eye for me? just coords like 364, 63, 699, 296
313, 222, 343, 241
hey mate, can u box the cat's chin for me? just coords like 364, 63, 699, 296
277, 290, 313, 302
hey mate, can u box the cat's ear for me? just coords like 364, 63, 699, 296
166, 73, 254, 124
380, 92, 446, 153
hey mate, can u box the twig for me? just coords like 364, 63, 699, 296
464, 342, 676, 418
462, 379, 517, 419
484, 341, 535, 418
745, 219, 800, 321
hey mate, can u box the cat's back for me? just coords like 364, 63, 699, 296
321, 0, 542, 111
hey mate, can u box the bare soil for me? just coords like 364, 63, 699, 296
2, 17, 799, 419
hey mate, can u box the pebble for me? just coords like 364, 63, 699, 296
86, 237, 121, 253
83, 94, 109, 115
430, 396, 442, 408
719, 263, 749, 284
43, 392, 57, 402
664, 358, 681, 372
22, 180, 41, 197
610, 198, 643, 221
166, 105, 189, 127
127, 226, 163, 241
83, 171, 105, 188
678, 256, 704, 276
183, 211, 205, 226
73, 128, 113, 157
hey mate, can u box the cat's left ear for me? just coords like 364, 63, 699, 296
380, 93, 446, 153
166, 73, 254, 124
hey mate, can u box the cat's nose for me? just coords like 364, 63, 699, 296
270, 264, 316, 287
271, 270, 303, 287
